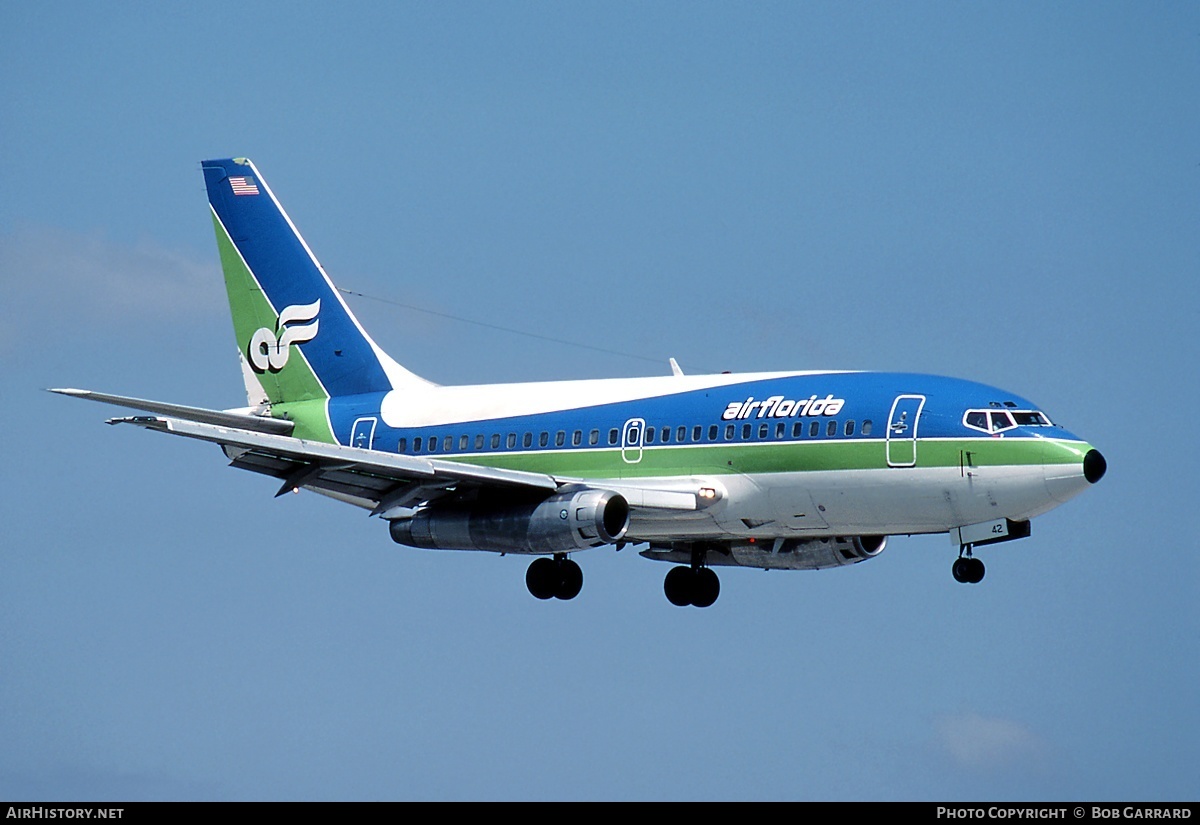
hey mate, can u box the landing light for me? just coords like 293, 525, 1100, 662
698, 487, 718, 500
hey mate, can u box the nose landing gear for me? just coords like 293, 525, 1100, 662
952, 549, 985, 584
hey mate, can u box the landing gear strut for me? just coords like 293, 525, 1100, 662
526, 554, 583, 600
952, 547, 985, 584
663, 546, 720, 607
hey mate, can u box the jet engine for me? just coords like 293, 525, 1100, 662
389, 487, 629, 555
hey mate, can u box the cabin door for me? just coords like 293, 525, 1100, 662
351, 417, 377, 450
886, 395, 925, 467
621, 417, 645, 464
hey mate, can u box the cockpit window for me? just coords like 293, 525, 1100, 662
964, 408, 1051, 433
1013, 411, 1052, 426
989, 411, 1015, 432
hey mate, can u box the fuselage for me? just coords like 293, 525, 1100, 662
278, 369, 1100, 541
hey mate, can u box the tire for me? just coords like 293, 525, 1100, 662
692, 567, 720, 608
664, 566, 693, 606
526, 557, 558, 600
952, 558, 970, 583
556, 558, 583, 600
968, 557, 986, 584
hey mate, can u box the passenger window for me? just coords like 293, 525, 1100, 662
645, 426, 655, 444
459, 435, 468, 451
742, 424, 751, 440
413, 436, 423, 452
397, 437, 407, 453
792, 422, 802, 438
809, 421, 820, 437
724, 424, 734, 440
474, 434, 483, 450
692, 425, 702, 442
844, 420, 855, 436
661, 427, 671, 443
827, 420, 837, 437
679, 426, 688, 442
491, 433, 500, 449
572, 430, 582, 446
758, 423, 768, 439
507, 433, 517, 449
539, 431, 548, 447
555, 431, 565, 447
708, 425, 718, 441
628, 426, 641, 444
428, 436, 438, 452
523, 432, 533, 448
774, 422, 785, 439
595, 429, 605, 446
862, 419, 873, 436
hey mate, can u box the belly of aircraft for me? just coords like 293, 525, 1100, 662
624, 465, 1055, 541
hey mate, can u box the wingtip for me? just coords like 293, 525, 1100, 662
48, 387, 88, 396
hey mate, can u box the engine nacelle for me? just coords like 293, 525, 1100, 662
389, 487, 630, 555
641, 535, 888, 571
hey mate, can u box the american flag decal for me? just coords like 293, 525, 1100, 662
229, 176, 260, 196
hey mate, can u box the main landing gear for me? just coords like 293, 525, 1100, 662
664, 565, 721, 608
526, 554, 583, 601
952, 548, 985, 584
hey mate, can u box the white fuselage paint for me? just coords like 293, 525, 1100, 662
611, 461, 1087, 542
379, 370, 856, 428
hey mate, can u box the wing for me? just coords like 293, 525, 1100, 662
53, 388, 709, 523
51, 388, 558, 517
119, 415, 559, 515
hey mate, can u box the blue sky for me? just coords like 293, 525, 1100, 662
2, 2, 1197, 801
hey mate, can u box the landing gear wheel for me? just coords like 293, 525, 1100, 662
966, 556, 985, 584
664, 566, 693, 606
952, 555, 986, 584
526, 557, 559, 600
663, 566, 721, 607
692, 567, 720, 608
556, 558, 583, 600
952, 557, 971, 583
526, 556, 584, 601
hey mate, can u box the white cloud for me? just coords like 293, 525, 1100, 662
934, 711, 1047, 772
0, 224, 224, 334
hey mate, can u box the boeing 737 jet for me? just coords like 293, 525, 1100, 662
54, 158, 1107, 607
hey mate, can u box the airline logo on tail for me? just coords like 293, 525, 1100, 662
247, 300, 320, 373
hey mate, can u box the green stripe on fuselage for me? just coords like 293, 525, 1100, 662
435, 437, 1084, 479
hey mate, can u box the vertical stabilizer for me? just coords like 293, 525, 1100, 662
201, 158, 428, 426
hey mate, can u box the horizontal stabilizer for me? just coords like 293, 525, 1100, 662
48, 388, 295, 436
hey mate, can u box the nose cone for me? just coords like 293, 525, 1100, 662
1043, 441, 1106, 504
1083, 449, 1107, 484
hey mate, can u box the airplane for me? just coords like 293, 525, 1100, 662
53, 157, 1107, 607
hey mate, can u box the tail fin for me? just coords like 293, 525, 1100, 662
202, 158, 428, 417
